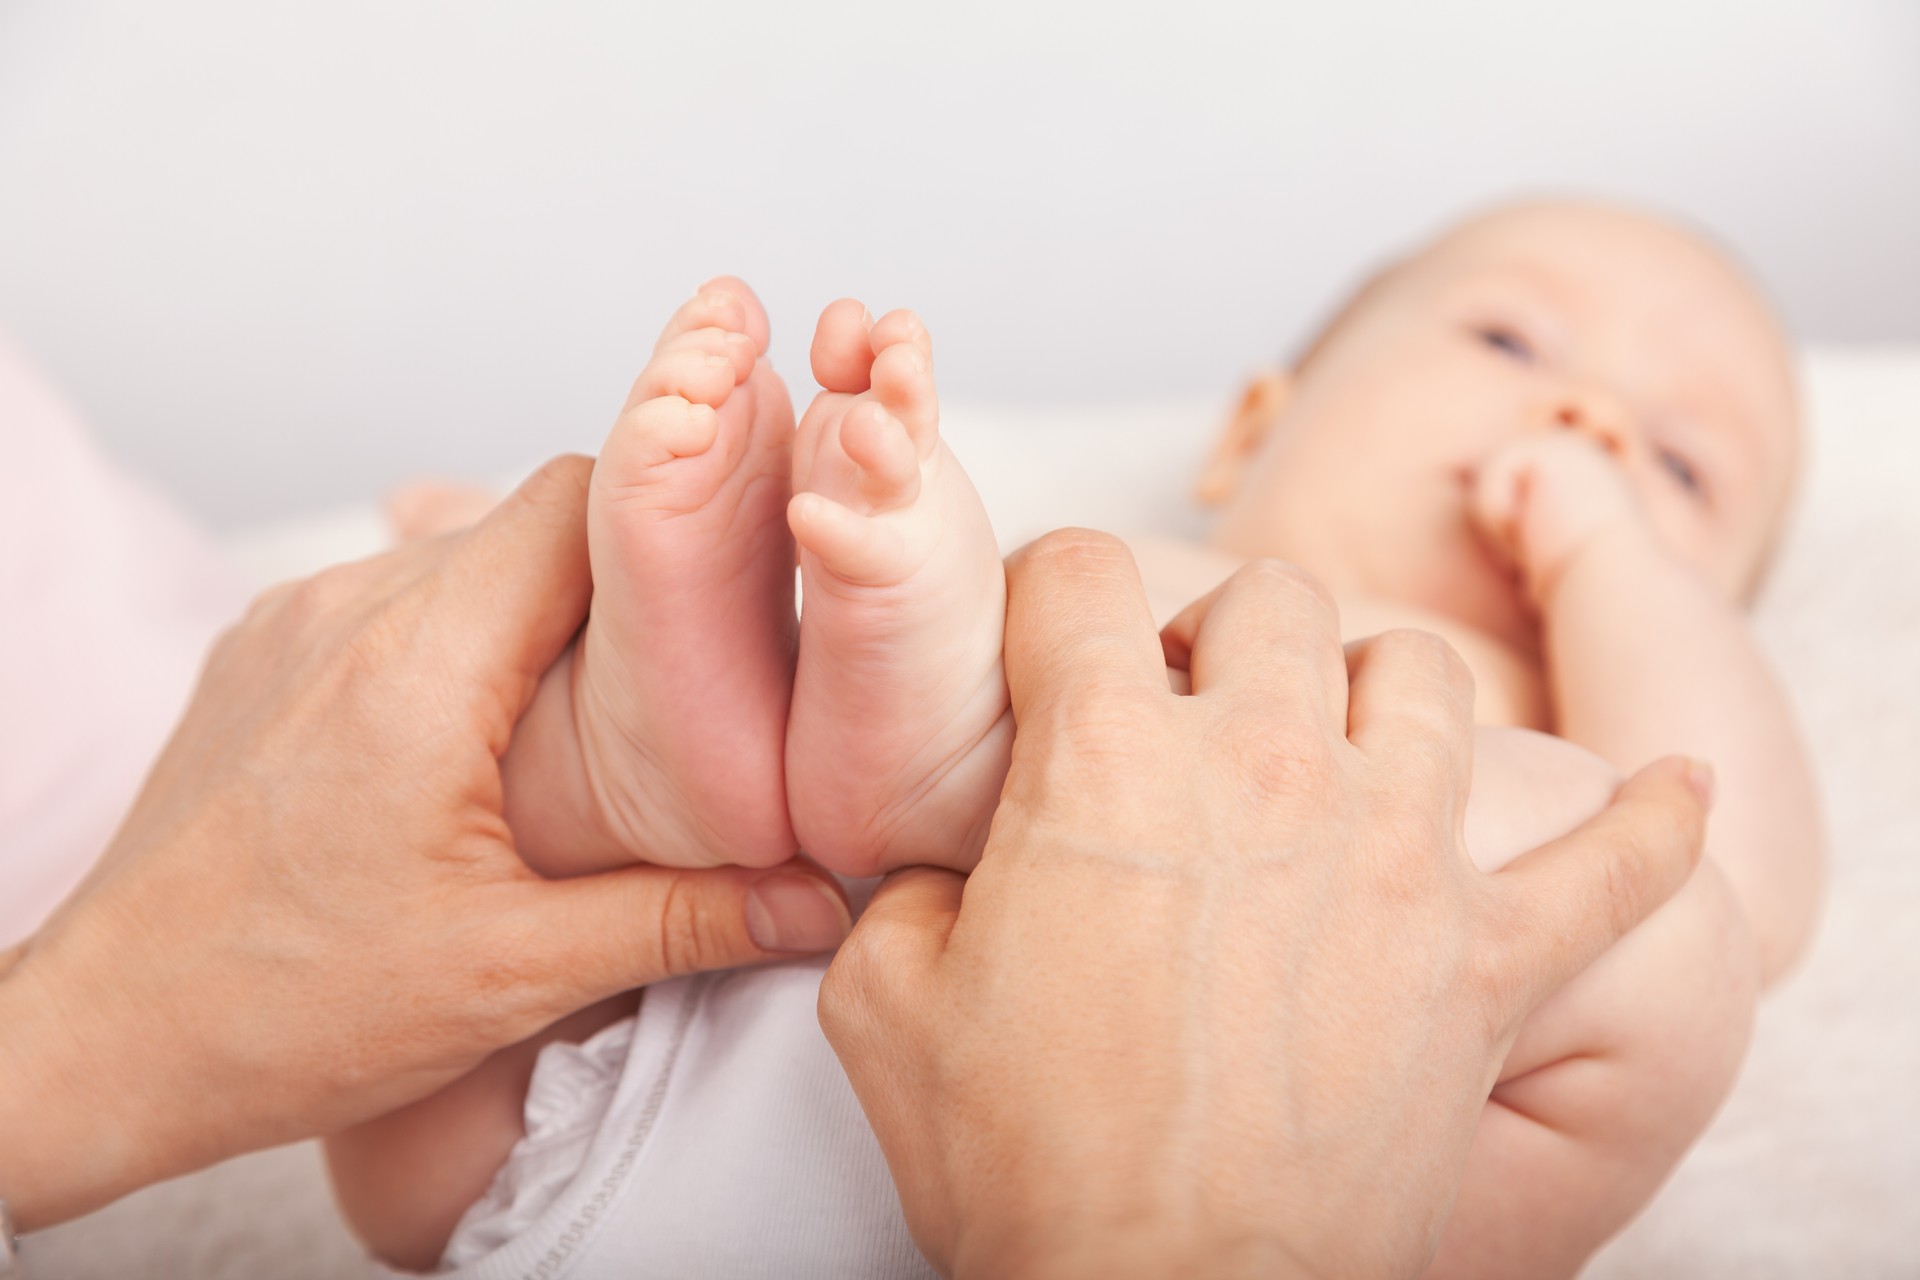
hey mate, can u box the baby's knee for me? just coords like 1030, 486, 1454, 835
1502, 858, 1759, 1151
1464, 726, 1619, 872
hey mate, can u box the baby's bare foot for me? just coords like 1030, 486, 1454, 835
507, 278, 800, 872
785, 301, 1010, 876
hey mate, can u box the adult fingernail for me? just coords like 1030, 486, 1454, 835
746, 875, 852, 953
1684, 758, 1716, 809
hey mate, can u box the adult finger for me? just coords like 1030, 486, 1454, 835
1344, 629, 1476, 803
1160, 559, 1348, 727
819, 867, 965, 1044
417, 455, 596, 725
1479, 756, 1713, 1027
1003, 530, 1167, 730
515, 859, 854, 1012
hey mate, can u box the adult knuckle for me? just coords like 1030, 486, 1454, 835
819, 924, 898, 1032
1379, 627, 1466, 680
1231, 557, 1336, 614
515, 454, 594, 511
1015, 527, 1133, 577
241, 578, 299, 625
284, 561, 381, 635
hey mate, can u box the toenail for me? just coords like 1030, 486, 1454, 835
724, 331, 753, 346
705, 354, 733, 369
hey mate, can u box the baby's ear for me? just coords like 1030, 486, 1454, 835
1195, 370, 1293, 507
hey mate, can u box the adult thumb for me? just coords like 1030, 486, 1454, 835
518, 858, 853, 1008
1483, 754, 1711, 1028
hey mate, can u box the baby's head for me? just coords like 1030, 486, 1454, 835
1201, 199, 1800, 652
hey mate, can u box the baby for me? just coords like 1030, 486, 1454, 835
327, 199, 1822, 1279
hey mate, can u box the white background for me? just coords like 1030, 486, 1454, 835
1, 0, 1916, 526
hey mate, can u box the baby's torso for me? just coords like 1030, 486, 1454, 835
1127, 535, 1550, 731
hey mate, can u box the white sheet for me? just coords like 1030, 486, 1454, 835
23, 348, 1920, 1278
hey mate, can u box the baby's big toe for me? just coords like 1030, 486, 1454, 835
811, 298, 878, 393
653, 278, 771, 356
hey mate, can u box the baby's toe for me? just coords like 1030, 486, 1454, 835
811, 298, 877, 394
869, 339, 938, 454
788, 490, 910, 586
868, 308, 931, 362
840, 401, 922, 510
628, 331, 755, 409
605, 396, 723, 477
653, 278, 770, 354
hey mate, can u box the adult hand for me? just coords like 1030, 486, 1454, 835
818, 531, 1711, 1279
0, 457, 850, 1231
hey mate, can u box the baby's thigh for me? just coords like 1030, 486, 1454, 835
1427, 729, 1760, 1278
1463, 725, 1617, 873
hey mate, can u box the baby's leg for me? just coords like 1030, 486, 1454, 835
324, 993, 639, 1272
785, 301, 1011, 876
1429, 728, 1760, 1279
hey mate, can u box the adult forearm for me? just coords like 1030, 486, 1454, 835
1544, 529, 1822, 981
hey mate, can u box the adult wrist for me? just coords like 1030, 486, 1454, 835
0, 950, 163, 1231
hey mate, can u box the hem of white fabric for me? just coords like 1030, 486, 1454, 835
371, 973, 713, 1280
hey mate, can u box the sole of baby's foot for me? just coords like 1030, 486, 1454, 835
785, 301, 1011, 877
512, 278, 801, 874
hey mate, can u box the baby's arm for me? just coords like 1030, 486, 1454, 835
1473, 435, 1822, 983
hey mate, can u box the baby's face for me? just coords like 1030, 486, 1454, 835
1210, 202, 1800, 653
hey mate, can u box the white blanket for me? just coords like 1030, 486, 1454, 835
24, 349, 1920, 1278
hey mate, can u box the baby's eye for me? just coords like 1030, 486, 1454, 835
1657, 447, 1706, 499
1473, 325, 1534, 363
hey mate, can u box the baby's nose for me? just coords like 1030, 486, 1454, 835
1542, 384, 1639, 463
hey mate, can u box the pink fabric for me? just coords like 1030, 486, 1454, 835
0, 338, 246, 946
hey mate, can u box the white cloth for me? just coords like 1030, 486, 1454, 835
423, 958, 935, 1280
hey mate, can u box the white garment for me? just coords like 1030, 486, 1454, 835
422, 957, 937, 1280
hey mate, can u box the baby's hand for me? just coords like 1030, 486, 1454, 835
1470, 433, 1646, 608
